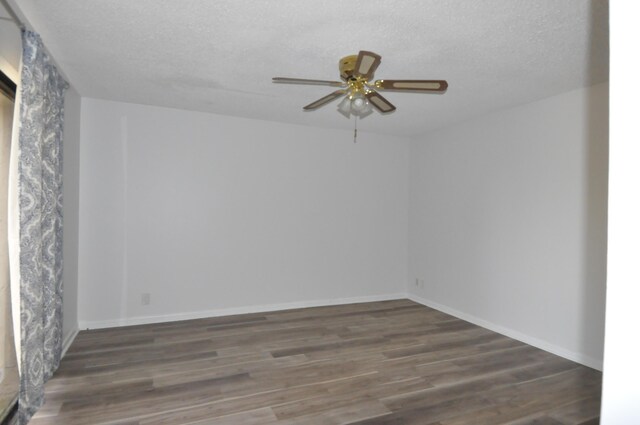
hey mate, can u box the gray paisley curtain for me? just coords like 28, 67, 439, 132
13, 29, 68, 423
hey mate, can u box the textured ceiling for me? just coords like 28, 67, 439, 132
12, 0, 608, 137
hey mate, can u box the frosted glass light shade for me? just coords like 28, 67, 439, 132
336, 93, 373, 119
337, 96, 352, 118
351, 94, 367, 111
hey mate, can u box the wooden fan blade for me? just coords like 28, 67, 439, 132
273, 77, 345, 87
354, 51, 382, 80
365, 91, 396, 113
375, 79, 448, 92
303, 90, 348, 110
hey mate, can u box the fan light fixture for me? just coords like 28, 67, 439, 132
337, 92, 373, 119
351, 94, 367, 111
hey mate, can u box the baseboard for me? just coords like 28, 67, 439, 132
407, 293, 603, 371
61, 327, 79, 358
75, 291, 602, 371
78, 293, 406, 330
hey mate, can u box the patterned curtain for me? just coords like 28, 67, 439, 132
11, 29, 68, 424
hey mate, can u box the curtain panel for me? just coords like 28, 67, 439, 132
9, 29, 68, 424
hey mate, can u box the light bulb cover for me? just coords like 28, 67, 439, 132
351, 93, 372, 117
352, 95, 367, 111
337, 96, 352, 118
336, 92, 373, 119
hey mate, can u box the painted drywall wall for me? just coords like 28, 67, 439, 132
601, 1, 640, 422
0, 3, 21, 82
78, 99, 409, 327
408, 83, 608, 369
62, 86, 81, 348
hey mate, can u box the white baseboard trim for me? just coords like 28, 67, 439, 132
407, 293, 603, 371
75, 291, 602, 371
61, 327, 79, 358
78, 293, 406, 331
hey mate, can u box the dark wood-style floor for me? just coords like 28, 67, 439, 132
30, 300, 601, 425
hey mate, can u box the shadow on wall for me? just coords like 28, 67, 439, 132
578, 0, 609, 369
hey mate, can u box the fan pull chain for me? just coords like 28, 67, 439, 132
353, 115, 358, 143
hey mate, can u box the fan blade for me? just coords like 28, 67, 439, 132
354, 51, 382, 80
273, 77, 345, 87
365, 91, 396, 113
375, 79, 448, 92
303, 90, 348, 110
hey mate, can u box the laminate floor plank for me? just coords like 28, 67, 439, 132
272, 400, 393, 425
31, 300, 601, 424
128, 371, 383, 425
546, 396, 602, 424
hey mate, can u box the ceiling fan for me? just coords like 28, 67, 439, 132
273, 50, 448, 118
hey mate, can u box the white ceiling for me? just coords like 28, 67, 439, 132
12, 0, 608, 138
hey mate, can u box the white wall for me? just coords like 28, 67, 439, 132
78, 99, 409, 328
0, 2, 21, 82
62, 86, 81, 348
408, 83, 608, 369
600, 2, 640, 422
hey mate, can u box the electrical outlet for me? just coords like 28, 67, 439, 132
415, 278, 420, 288
141, 293, 151, 305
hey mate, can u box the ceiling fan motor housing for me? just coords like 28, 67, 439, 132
339, 55, 359, 81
